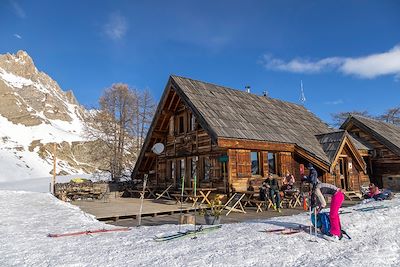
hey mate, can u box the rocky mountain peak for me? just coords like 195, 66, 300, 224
0, 50, 87, 126
1, 50, 38, 78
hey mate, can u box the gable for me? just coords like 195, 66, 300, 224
341, 115, 400, 156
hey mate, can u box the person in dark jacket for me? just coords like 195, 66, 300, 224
264, 174, 281, 212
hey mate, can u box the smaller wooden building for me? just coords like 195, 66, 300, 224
132, 76, 370, 193
341, 115, 400, 190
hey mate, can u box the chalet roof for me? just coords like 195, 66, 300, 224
316, 131, 346, 163
341, 115, 400, 156
171, 75, 332, 164
316, 130, 367, 172
348, 134, 373, 151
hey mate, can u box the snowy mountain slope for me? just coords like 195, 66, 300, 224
0, 51, 103, 182
1, 190, 399, 266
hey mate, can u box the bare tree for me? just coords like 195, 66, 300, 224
377, 106, 400, 125
330, 110, 372, 128
138, 89, 156, 149
84, 83, 155, 181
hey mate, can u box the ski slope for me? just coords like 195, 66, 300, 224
1, 190, 399, 266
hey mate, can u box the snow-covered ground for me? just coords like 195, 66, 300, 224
1, 190, 399, 267
0, 174, 94, 193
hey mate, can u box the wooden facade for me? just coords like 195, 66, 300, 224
341, 115, 400, 189
132, 76, 373, 193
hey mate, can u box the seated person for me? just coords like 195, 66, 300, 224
365, 183, 393, 201
263, 174, 281, 212
282, 172, 296, 191
247, 180, 255, 191
365, 183, 380, 199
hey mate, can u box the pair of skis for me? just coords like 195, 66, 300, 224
354, 205, 388, 212
154, 225, 222, 242
261, 225, 309, 235
48, 227, 130, 238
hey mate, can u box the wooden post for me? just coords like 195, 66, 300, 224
223, 162, 227, 194
52, 143, 56, 195
137, 174, 148, 227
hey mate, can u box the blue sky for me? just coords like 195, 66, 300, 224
1, 0, 399, 124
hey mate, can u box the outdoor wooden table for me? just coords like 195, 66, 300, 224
135, 185, 157, 199
197, 188, 217, 205
283, 189, 301, 208
183, 188, 200, 207
131, 189, 148, 199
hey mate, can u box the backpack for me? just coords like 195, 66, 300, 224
311, 212, 331, 235
311, 212, 351, 240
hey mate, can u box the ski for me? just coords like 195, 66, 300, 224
48, 227, 130, 238
339, 210, 352, 214
261, 225, 309, 235
154, 225, 221, 242
354, 205, 388, 212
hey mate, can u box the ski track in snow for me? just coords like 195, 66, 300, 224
0, 190, 399, 267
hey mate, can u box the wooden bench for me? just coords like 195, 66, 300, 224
247, 199, 266, 213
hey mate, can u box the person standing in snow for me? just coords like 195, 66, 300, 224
314, 183, 344, 240
303, 163, 344, 240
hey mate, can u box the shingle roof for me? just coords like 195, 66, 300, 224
171, 75, 332, 164
341, 115, 400, 156
316, 131, 346, 163
348, 134, 373, 151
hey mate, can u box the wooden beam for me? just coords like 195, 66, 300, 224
144, 152, 156, 157
294, 146, 330, 172
167, 90, 177, 111
218, 138, 295, 152
161, 110, 174, 116
152, 131, 167, 139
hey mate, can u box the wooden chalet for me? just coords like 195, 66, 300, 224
341, 115, 400, 190
132, 76, 370, 193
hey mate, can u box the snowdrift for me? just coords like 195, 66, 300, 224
0, 190, 399, 266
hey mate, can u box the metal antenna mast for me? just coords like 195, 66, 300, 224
300, 80, 306, 105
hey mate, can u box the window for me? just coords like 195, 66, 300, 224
189, 113, 196, 131
204, 157, 211, 181
178, 159, 185, 180
251, 151, 260, 175
178, 116, 184, 134
169, 116, 174, 136
268, 152, 276, 174
191, 157, 197, 179
170, 161, 175, 181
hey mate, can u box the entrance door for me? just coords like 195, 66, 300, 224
338, 158, 349, 190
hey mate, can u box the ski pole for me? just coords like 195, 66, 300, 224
193, 168, 197, 239
179, 175, 185, 233
314, 208, 317, 240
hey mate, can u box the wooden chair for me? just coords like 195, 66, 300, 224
223, 193, 246, 216
156, 185, 173, 200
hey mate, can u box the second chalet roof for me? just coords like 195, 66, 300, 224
341, 114, 400, 156
171, 75, 332, 164
316, 131, 346, 163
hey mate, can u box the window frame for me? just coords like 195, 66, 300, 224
268, 152, 277, 175
251, 151, 261, 176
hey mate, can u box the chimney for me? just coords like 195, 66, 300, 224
263, 90, 269, 97
245, 85, 251, 93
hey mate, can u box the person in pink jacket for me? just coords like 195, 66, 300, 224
367, 183, 381, 198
